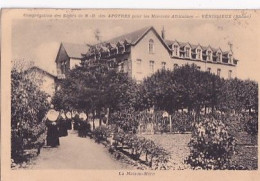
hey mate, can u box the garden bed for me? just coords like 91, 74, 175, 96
141, 133, 192, 170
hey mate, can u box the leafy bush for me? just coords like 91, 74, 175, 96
186, 115, 236, 170
92, 125, 112, 142
11, 69, 49, 163
113, 132, 171, 169
243, 113, 258, 137
171, 112, 193, 133
110, 109, 139, 133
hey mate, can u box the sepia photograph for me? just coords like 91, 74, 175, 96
1, 8, 260, 181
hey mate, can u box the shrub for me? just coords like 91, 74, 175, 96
171, 112, 193, 133
113, 132, 171, 169
186, 115, 236, 170
92, 126, 111, 142
110, 109, 139, 133
243, 113, 258, 137
11, 69, 49, 163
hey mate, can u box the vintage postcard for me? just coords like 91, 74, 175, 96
1, 9, 260, 181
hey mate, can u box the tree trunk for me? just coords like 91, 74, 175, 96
92, 111, 95, 130
106, 107, 109, 125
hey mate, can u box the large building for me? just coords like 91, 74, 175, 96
56, 26, 238, 81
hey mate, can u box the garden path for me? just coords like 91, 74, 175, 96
31, 130, 131, 169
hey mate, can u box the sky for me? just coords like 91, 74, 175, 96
12, 16, 259, 80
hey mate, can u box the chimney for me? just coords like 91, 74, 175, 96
228, 41, 233, 53
161, 26, 165, 40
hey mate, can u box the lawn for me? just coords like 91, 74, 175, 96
232, 145, 258, 170
141, 133, 258, 170
141, 133, 192, 170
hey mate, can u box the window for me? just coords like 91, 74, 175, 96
207, 67, 211, 73
228, 70, 232, 79
174, 64, 179, 70
149, 60, 155, 74
217, 52, 222, 62
197, 49, 202, 60
161, 62, 166, 70
207, 50, 212, 61
185, 47, 190, 58
136, 59, 142, 73
173, 45, 179, 56
62, 61, 66, 74
149, 39, 154, 53
217, 69, 221, 76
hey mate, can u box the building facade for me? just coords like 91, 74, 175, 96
25, 66, 57, 97
56, 26, 238, 81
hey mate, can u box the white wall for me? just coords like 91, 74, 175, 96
70, 58, 82, 69
26, 70, 56, 97
130, 30, 237, 80
131, 30, 172, 81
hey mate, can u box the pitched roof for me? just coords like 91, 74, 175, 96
165, 39, 231, 53
104, 26, 152, 45
62, 42, 89, 59
90, 26, 171, 53
25, 66, 57, 78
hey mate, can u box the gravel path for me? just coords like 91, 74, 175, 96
30, 131, 132, 169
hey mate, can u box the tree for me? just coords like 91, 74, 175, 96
52, 60, 139, 125
142, 69, 177, 113
11, 68, 49, 162
141, 64, 223, 115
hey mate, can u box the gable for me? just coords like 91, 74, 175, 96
55, 43, 70, 63
133, 27, 171, 53
131, 29, 171, 64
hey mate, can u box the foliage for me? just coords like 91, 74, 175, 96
186, 114, 236, 169
110, 109, 139, 133
92, 125, 112, 142
243, 113, 258, 137
171, 112, 193, 133
141, 64, 258, 116
113, 132, 171, 169
141, 64, 224, 114
52, 62, 139, 118
11, 69, 49, 163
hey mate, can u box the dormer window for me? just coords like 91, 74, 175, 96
149, 39, 154, 54
196, 49, 202, 60
185, 47, 191, 58
207, 50, 212, 61
173, 45, 179, 57
217, 52, 222, 62
228, 54, 233, 64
